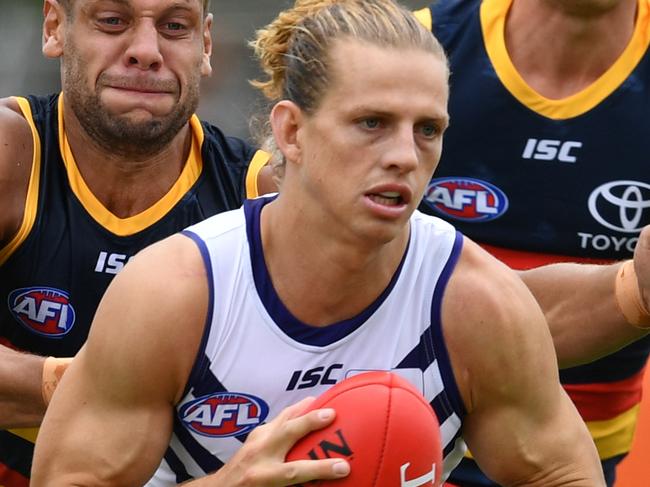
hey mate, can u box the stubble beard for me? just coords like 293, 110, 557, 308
63, 46, 200, 160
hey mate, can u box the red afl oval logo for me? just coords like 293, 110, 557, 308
423, 177, 509, 222
8, 287, 76, 337
180, 392, 270, 437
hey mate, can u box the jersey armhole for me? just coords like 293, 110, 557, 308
0, 97, 42, 265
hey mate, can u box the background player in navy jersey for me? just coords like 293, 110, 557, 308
31, 1, 607, 485
0, 0, 272, 484
413, 0, 650, 485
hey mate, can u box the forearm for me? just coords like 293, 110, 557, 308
0, 344, 47, 428
520, 262, 648, 368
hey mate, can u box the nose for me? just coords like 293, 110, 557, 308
382, 125, 419, 173
123, 21, 163, 70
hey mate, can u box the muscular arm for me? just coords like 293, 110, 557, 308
445, 239, 604, 486
0, 96, 49, 428
519, 226, 650, 369
0, 96, 33, 248
32, 235, 207, 486
0, 347, 46, 427
32, 234, 349, 486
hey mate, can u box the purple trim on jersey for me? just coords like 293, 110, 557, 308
180, 230, 216, 398
430, 231, 466, 417
172, 413, 224, 474
244, 196, 410, 346
180, 352, 253, 443
163, 447, 192, 484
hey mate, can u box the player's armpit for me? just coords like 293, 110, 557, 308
443, 239, 605, 486
31, 234, 209, 486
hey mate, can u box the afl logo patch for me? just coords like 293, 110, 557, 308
422, 177, 509, 222
8, 287, 76, 337
180, 392, 269, 438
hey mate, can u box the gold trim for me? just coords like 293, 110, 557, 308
413, 7, 433, 31
245, 150, 271, 198
587, 403, 641, 459
0, 97, 42, 265
481, 0, 650, 119
58, 96, 204, 236
7, 427, 39, 444
465, 403, 640, 461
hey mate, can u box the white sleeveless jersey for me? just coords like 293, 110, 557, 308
147, 196, 468, 486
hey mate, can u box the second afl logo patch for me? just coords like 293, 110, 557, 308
422, 177, 509, 222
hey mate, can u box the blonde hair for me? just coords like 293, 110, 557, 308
251, 0, 446, 112
249, 0, 447, 180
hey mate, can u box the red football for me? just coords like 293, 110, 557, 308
286, 371, 442, 487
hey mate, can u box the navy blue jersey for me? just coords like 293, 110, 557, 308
0, 93, 268, 484
415, 0, 650, 469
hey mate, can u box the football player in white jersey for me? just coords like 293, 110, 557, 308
32, 0, 649, 485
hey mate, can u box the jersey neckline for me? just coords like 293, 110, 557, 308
57, 94, 205, 236
243, 196, 411, 347
481, 0, 650, 119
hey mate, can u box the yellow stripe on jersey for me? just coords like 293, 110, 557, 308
7, 427, 39, 444
245, 150, 271, 199
481, 0, 650, 119
586, 403, 640, 459
58, 95, 204, 236
0, 97, 42, 265
413, 7, 432, 31
464, 403, 640, 461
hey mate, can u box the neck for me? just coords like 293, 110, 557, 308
261, 194, 410, 327
63, 105, 191, 218
505, 0, 637, 98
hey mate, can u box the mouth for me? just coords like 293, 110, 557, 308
107, 85, 173, 95
367, 191, 406, 207
100, 75, 177, 96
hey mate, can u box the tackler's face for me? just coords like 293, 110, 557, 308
45, 0, 212, 153
293, 39, 449, 245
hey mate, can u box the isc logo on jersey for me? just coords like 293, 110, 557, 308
8, 287, 76, 337
180, 392, 269, 438
423, 177, 509, 222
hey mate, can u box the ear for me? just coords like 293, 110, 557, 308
42, 0, 65, 59
200, 13, 213, 77
270, 101, 303, 165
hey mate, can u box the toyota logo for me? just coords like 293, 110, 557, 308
588, 181, 650, 233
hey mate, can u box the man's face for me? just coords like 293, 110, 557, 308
291, 39, 449, 246
59, 0, 211, 157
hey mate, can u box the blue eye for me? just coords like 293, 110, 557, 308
101, 17, 122, 25
362, 118, 381, 129
419, 123, 437, 138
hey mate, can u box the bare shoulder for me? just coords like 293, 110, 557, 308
441, 237, 556, 412
85, 233, 209, 403
0, 97, 34, 246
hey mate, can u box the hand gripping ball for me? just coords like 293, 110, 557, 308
286, 371, 442, 486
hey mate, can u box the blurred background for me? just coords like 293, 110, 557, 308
0, 0, 424, 143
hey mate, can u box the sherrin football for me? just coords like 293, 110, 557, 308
286, 371, 442, 486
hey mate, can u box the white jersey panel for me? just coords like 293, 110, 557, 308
147, 196, 467, 486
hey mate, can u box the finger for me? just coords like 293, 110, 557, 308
280, 407, 336, 447
283, 396, 317, 420
255, 458, 350, 486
